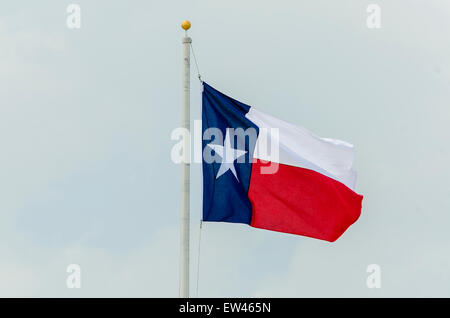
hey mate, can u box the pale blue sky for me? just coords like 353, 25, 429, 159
0, 1, 449, 297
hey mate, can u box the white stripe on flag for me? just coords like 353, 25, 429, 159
245, 107, 357, 190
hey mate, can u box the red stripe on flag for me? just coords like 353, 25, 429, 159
248, 159, 363, 242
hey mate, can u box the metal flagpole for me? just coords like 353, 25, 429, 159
179, 20, 191, 298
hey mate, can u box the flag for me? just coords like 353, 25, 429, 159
201, 83, 363, 242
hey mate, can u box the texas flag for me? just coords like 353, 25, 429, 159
202, 83, 363, 242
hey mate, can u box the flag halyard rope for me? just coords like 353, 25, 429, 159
196, 219, 203, 297
190, 42, 203, 83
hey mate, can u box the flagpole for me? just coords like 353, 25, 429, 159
180, 20, 191, 298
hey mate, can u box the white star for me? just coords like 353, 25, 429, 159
207, 129, 247, 181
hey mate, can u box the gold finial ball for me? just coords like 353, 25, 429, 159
181, 20, 191, 31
